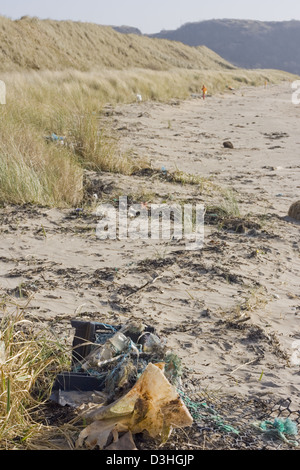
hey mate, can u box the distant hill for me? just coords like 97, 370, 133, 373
0, 16, 235, 72
112, 25, 142, 35
149, 19, 300, 75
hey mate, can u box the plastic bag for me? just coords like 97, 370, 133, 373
77, 363, 193, 449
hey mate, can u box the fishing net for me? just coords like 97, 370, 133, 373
148, 389, 300, 450
52, 320, 300, 451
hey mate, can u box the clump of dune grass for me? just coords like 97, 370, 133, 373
0, 299, 76, 449
64, 110, 147, 174
0, 133, 83, 207
0, 71, 151, 207
219, 188, 241, 218
166, 168, 209, 187
0, 92, 84, 207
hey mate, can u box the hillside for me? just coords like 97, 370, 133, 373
149, 19, 300, 75
112, 25, 142, 35
0, 16, 235, 72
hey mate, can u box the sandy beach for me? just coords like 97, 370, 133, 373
0, 81, 299, 449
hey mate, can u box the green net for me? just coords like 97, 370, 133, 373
179, 390, 240, 435
171, 390, 300, 450
252, 418, 298, 447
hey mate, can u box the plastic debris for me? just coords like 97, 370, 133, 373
257, 417, 298, 436
76, 321, 169, 402
45, 133, 65, 144
51, 133, 63, 142
76, 419, 135, 450
81, 331, 133, 369
50, 320, 180, 401
76, 362, 193, 449
51, 319, 191, 450
179, 392, 240, 435
139, 332, 164, 353
252, 418, 299, 447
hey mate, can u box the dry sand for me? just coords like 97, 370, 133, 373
0, 81, 299, 448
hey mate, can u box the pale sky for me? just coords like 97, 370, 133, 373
0, 0, 300, 34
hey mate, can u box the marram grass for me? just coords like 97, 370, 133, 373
0, 299, 76, 449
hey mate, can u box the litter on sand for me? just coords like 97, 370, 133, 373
50, 319, 193, 450
252, 417, 299, 447
45, 133, 65, 144
76, 362, 193, 450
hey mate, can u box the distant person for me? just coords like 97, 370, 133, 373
202, 85, 207, 100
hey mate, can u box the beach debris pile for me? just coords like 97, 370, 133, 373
50, 319, 193, 450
